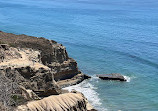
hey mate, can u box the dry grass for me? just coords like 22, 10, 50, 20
0, 31, 56, 56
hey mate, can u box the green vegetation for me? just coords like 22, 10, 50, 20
0, 41, 6, 44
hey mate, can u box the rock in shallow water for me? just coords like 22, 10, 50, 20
97, 73, 126, 81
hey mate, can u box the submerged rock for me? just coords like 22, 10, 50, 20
97, 73, 126, 81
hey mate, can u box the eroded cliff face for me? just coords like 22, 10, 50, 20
0, 31, 86, 87
0, 46, 61, 97
16, 93, 89, 111
0, 31, 94, 111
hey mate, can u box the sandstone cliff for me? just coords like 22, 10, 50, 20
0, 31, 88, 88
0, 31, 93, 111
16, 92, 95, 111
0, 45, 61, 97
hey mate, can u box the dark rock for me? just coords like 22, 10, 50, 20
97, 73, 126, 81
84, 74, 91, 79
88, 109, 98, 111
0, 44, 9, 50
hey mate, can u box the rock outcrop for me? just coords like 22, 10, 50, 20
0, 31, 88, 87
0, 31, 94, 110
16, 93, 87, 111
0, 46, 61, 97
97, 73, 126, 81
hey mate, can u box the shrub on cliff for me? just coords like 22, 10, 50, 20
0, 74, 24, 110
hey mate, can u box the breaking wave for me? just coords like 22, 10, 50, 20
63, 80, 107, 111
123, 75, 131, 82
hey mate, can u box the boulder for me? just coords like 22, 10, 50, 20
84, 74, 91, 79
97, 73, 126, 81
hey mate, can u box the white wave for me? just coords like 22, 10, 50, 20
123, 75, 131, 82
63, 80, 107, 111
89, 75, 100, 82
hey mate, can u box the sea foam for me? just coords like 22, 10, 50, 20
63, 79, 107, 111
123, 75, 131, 82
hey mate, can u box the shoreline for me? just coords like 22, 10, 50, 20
63, 78, 105, 111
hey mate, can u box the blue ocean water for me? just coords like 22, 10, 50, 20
0, 0, 158, 110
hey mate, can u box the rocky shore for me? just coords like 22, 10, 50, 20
0, 31, 96, 111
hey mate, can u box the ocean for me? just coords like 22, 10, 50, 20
0, 0, 158, 110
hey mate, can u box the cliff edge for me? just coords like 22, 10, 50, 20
0, 31, 94, 111
0, 31, 89, 87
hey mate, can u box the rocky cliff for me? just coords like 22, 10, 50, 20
0, 31, 88, 87
0, 31, 93, 111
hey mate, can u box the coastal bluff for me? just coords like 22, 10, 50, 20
0, 31, 94, 111
0, 31, 88, 87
